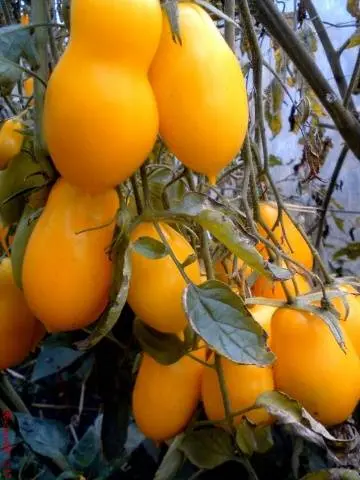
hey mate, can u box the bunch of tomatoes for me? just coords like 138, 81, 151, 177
0, 0, 359, 447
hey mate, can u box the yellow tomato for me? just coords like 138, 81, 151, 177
149, 2, 248, 183
127, 222, 201, 333
0, 119, 24, 169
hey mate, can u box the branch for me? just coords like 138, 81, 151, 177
303, 0, 356, 112
224, 0, 236, 51
248, 0, 360, 160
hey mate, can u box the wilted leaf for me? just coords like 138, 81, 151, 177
347, 0, 360, 19
332, 215, 345, 233
301, 469, 360, 480
15, 413, 70, 466
269, 154, 282, 166
75, 237, 131, 350
133, 236, 168, 260
346, 27, 360, 49
179, 428, 233, 469
155, 435, 185, 480
265, 79, 284, 136
31, 335, 85, 382
256, 392, 353, 451
184, 280, 274, 365
148, 166, 187, 209
134, 318, 187, 365
298, 25, 318, 53
334, 243, 360, 261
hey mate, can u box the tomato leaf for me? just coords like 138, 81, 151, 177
154, 435, 185, 480
133, 318, 186, 365
334, 242, 360, 261
15, 413, 70, 467
171, 193, 272, 278
75, 236, 131, 350
269, 154, 282, 166
68, 424, 101, 474
236, 419, 274, 456
256, 392, 354, 452
11, 203, 42, 289
179, 428, 233, 469
346, 27, 360, 49
31, 334, 85, 382
133, 236, 168, 260
183, 280, 274, 365
148, 166, 187, 209
300, 469, 360, 480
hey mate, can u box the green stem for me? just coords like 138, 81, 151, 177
0, 373, 29, 413
214, 353, 235, 434
130, 175, 143, 215
140, 161, 150, 207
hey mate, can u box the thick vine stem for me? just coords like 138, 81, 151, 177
248, 0, 360, 160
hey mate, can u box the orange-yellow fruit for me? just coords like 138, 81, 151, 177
330, 284, 360, 357
0, 257, 41, 368
201, 355, 274, 426
252, 270, 311, 300
128, 222, 201, 333
21, 14, 29, 25
270, 307, 360, 426
44, 0, 162, 193
149, 2, 248, 183
0, 119, 24, 169
248, 304, 276, 339
133, 349, 205, 441
23, 77, 34, 98
215, 255, 252, 283
22, 178, 119, 332
257, 202, 313, 270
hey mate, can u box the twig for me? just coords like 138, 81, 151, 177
315, 145, 349, 251
343, 49, 360, 109
130, 175, 143, 215
248, 0, 360, 160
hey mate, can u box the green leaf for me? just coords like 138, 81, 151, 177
154, 435, 185, 480
133, 236, 168, 260
332, 215, 345, 232
15, 413, 70, 467
269, 154, 282, 166
148, 166, 186, 209
301, 469, 360, 480
264, 79, 284, 136
171, 193, 271, 278
183, 280, 274, 365
11, 203, 42, 289
334, 242, 360, 261
0, 25, 38, 94
346, 27, 360, 49
133, 318, 187, 365
68, 424, 101, 473
179, 428, 233, 469
236, 419, 273, 456
31, 335, 85, 382
256, 392, 354, 451
75, 236, 131, 350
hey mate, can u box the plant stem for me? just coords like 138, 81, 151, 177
140, 161, 150, 207
214, 354, 235, 433
224, 0, 236, 51
0, 373, 29, 413
0, 0, 12, 23
130, 175, 143, 215
238, 0, 268, 170
31, 0, 52, 176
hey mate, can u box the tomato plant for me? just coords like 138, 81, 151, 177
0, 1, 359, 479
